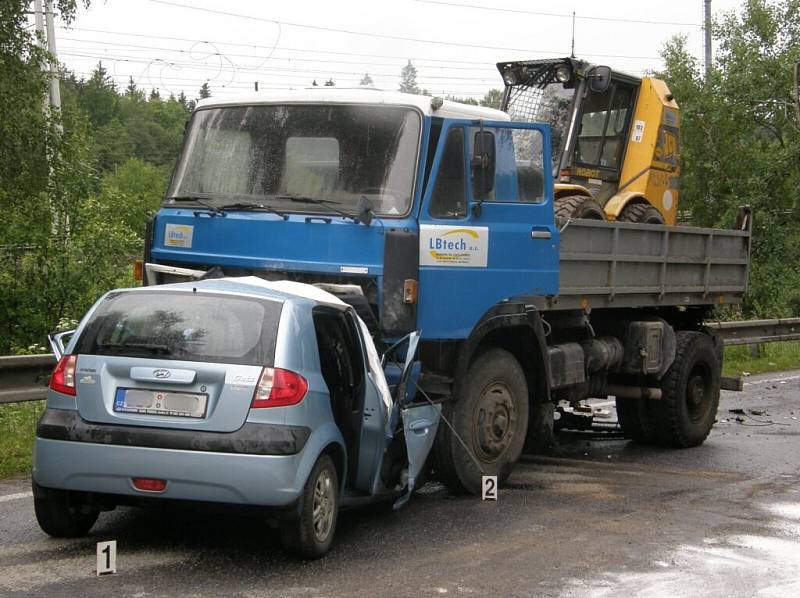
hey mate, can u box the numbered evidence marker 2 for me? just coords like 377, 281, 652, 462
482, 475, 498, 501
96, 540, 117, 576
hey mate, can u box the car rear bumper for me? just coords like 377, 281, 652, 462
32, 410, 312, 507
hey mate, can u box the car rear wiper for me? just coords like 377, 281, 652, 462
273, 194, 363, 224
166, 195, 225, 217
97, 342, 171, 355
217, 202, 289, 220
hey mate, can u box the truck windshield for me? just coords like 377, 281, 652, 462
168, 104, 422, 217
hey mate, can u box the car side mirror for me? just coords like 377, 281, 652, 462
471, 130, 495, 201
357, 195, 374, 226
588, 65, 612, 93
48, 329, 76, 360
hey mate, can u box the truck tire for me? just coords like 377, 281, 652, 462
34, 493, 99, 538
618, 203, 665, 225
432, 349, 529, 494
280, 454, 338, 559
554, 195, 606, 220
650, 332, 721, 448
615, 397, 657, 442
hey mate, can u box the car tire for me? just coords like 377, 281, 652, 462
554, 195, 606, 220
280, 454, 339, 559
650, 332, 721, 448
34, 494, 99, 538
432, 349, 529, 494
618, 202, 665, 224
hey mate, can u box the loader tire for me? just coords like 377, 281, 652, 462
432, 349, 529, 494
618, 203, 665, 225
650, 332, 721, 448
554, 195, 606, 221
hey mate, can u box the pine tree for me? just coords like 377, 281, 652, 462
359, 72, 374, 86
125, 76, 137, 97
399, 60, 420, 95
324, 78, 335, 86
198, 81, 211, 99
149, 88, 161, 101
177, 91, 188, 108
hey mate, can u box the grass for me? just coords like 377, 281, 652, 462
0, 401, 44, 479
722, 340, 800, 378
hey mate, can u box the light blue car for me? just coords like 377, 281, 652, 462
32, 277, 440, 558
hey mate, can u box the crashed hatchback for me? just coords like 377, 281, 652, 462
32, 277, 440, 558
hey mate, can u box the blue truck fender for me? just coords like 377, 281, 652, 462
453, 302, 552, 406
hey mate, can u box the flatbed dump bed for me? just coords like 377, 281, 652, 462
548, 216, 751, 311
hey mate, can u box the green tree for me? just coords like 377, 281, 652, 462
359, 72, 374, 86
399, 60, 421, 94
659, 0, 800, 317
480, 88, 504, 110
198, 81, 211, 99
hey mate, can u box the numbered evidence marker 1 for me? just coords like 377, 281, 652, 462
482, 475, 498, 501
96, 540, 117, 576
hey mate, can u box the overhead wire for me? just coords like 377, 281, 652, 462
412, 0, 703, 27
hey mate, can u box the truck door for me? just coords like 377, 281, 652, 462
417, 120, 558, 339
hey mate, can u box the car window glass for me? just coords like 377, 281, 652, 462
75, 291, 282, 366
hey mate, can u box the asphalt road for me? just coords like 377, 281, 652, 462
1, 369, 799, 597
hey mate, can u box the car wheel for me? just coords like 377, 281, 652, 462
34, 493, 99, 538
281, 454, 339, 558
432, 349, 529, 494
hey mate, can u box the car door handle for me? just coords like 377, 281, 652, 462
531, 229, 552, 240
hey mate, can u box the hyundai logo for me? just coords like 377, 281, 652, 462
153, 369, 171, 379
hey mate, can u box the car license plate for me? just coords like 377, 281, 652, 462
114, 388, 208, 418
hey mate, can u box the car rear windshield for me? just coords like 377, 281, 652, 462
74, 291, 283, 366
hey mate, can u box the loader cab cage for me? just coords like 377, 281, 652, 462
498, 58, 582, 173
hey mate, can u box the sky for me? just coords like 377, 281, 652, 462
48, 0, 744, 100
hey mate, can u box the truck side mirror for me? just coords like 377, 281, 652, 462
471, 130, 495, 202
588, 65, 612, 93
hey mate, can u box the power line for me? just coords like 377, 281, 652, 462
58, 50, 502, 82
413, 0, 703, 27
148, 0, 661, 60
58, 37, 501, 72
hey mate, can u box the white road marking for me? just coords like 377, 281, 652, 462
0, 491, 33, 503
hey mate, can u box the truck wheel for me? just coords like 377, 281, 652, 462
554, 195, 606, 220
34, 493, 99, 538
280, 454, 338, 559
651, 332, 721, 448
618, 203, 665, 225
615, 397, 657, 443
432, 349, 529, 494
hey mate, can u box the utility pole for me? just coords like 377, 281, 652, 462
704, 0, 712, 80
44, 0, 62, 114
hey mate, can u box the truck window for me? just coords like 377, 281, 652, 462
428, 127, 466, 219
469, 127, 545, 203
283, 137, 340, 197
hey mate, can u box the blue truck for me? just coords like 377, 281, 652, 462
143, 88, 751, 494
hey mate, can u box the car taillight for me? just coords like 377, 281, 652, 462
132, 478, 167, 492
49, 355, 77, 396
251, 367, 308, 408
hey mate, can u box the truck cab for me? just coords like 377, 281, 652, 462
148, 88, 557, 342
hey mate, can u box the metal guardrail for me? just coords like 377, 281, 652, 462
708, 317, 800, 345
0, 318, 798, 406
0, 354, 55, 405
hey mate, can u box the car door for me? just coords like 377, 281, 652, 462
382, 331, 442, 508
417, 119, 559, 339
